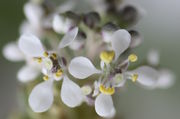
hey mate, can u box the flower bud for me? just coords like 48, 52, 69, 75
83, 12, 100, 28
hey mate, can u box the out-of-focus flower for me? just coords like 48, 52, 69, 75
22, 1, 54, 37
18, 27, 84, 112
2, 42, 41, 83
118, 3, 146, 26
146, 49, 175, 89
147, 49, 160, 66
156, 69, 175, 89
24, 2, 44, 29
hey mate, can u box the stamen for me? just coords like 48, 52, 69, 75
99, 84, 115, 95
100, 51, 115, 64
55, 69, 63, 77
43, 75, 49, 81
132, 74, 138, 82
51, 53, 57, 59
43, 51, 49, 57
33, 57, 42, 63
128, 54, 138, 62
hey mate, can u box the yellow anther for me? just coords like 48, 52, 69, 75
43, 51, 49, 57
51, 53, 57, 59
128, 54, 138, 62
100, 51, 115, 64
132, 74, 138, 82
99, 84, 115, 95
55, 69, 63, 77
43, 75, 49, 81
34, 57, 42, 63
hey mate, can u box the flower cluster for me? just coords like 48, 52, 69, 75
3, 0, 175, 118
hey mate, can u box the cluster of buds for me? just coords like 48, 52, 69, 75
3, 0, 175, 118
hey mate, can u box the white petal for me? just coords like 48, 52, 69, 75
18, 34, 44, 57
131, 66, 159, 89
17, 65, 40, 83
156, 69, 175, 89
29, 80, 54, 112
3, 42, 24, 62
59, 27, 78, 48
95, 94, 116, 118
111, 29, 131, 60
24, 2, 43, 27
68, 57, 101, 79
61, 76, 84, 107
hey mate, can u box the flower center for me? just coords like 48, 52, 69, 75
43, 58, 53, 70
131, 74, 138, 82
99, 84, 115, 95
100, 50, 115, 64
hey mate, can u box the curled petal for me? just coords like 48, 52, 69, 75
156, 69, 175, 89
61, 76, 84, 107
111, 29, 131, 60
17, 65, 40, 83
3, 42, 24, 62
18, 34, 44, 57
131, 66, 159, 89
59, 27, 78, 48
29, 80, 54, 112
68, 57, 101, 79
95, 94, 116, 118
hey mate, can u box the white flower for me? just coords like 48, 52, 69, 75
2, 42, 41, 83
18, 27, 83, 112
68, 29, 132, 118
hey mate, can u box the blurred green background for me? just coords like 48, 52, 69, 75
0, 0, 180, 119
